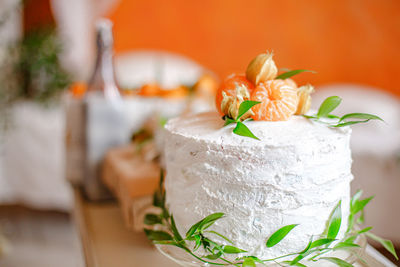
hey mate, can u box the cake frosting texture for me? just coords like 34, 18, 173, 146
164, 111, 353, 259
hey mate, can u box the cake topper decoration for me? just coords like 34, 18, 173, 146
218, 52, 383, 140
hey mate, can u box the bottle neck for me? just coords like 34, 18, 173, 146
100, 47, 116, 86
88, 20, 120, 98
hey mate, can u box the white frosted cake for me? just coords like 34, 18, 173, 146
164, 111, 353, 259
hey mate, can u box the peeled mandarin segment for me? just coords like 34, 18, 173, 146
283, 78, 297, 89
250, 80, 298, 121
215, 74, 255, 114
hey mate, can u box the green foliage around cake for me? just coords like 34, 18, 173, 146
223, 95, 383, 142
275, 69, 315, 80
223, 100, 261, 140
144, 172, 398, 266
304, 96, 383, 127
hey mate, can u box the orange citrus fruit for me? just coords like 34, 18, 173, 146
250, 79, 298, 121
283, 78, 297, 88
137, 83, 161, 96
160, 85, 189, 98
215, 74, 255, 114
69, 82, 87, 99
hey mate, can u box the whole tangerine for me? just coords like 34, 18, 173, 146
215, 74, 254, 115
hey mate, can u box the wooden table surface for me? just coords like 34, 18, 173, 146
73, 187, 396, 267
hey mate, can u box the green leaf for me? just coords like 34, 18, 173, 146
339, 113, 383, 123
242, 257, 256, 267
326, 114, 341, 119
346, 214, 355, 234
186, 213, 225, 238
224, 117, 236, 126
206, 230, 234, 244
282, 261, 307, 267
144, 229, 173, 241
366, 233, 398, 260
309, 238, 336, 249
344, 235, 357, 244
320, 257, 354, 267
193, 235, 201, 251
351, 196, 374, 214
298, 238, 313, 254
302, 114, 317, 119
351, 190, 363, 209
186, 221, 202, 239
162, 207, 170, 220
144, 214, 162, 225
153, 191, 163, 208
153, 240, 181, 248
358, 227, 372, 234
327, 201, 342, 239
266, 224, 298, 248
204, 251, 222, 260
223, 245, 247, 254
276, 69, 315, 80
244, 256, 264, 264
170, 215, 184, 243
233, 121, 260, 140
333, 120, 370, 127
317, 96, 342, 118
356, 210, 365, 224
292, 238, 336, 264
159, 117, 168, 127
333, 242, 361, 250
290, 253, 310, 265
159, 169, 165, 190
201, 221, 220, 231
199, 213, 225, 230
237, 100, 261, 120
153, 170, 165, 208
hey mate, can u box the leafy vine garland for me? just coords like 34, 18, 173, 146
144, 172, 397, 267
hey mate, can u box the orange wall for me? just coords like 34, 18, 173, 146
24, 0, 54, 33
107, 0, 400, 97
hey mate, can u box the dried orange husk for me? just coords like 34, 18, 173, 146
295, 84, 314, 115
221, 84, 253, 120
246, 52, 278, 84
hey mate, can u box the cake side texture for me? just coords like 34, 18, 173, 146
164, 111, 353, 259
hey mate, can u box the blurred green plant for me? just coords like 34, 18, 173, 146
8, 27, 71, 103
0, 25, 71, 130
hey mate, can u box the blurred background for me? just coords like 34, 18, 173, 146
0, 0, 399, 266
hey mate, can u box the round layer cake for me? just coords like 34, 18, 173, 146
164, 111, 353, 259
